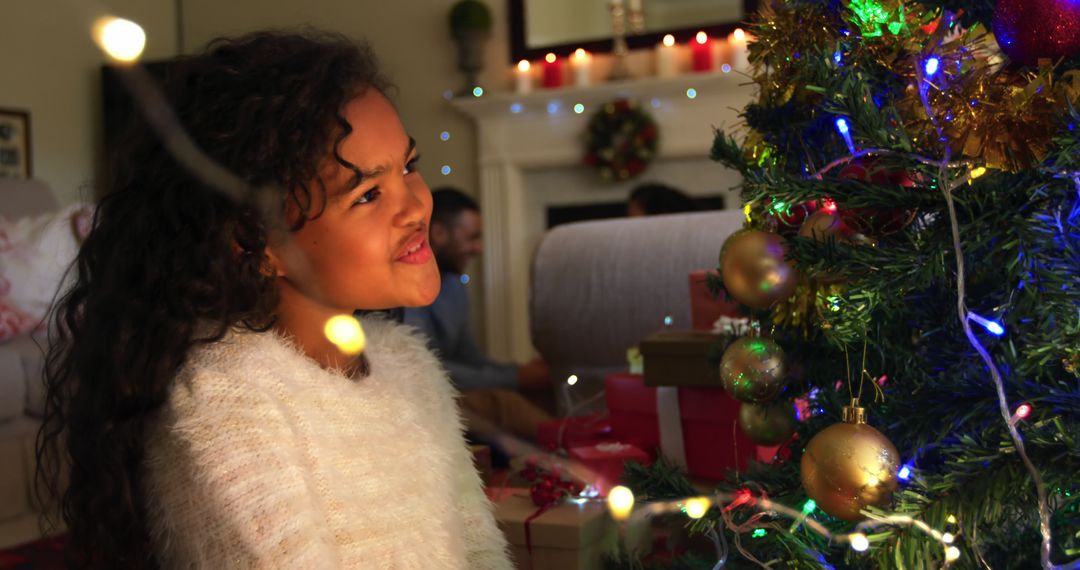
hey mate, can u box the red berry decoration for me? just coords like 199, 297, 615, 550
993, 0, 1080, 66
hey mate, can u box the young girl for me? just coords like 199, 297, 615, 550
37, 31, 511, 569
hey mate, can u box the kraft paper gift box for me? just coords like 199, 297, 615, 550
488, 488, 618, 570
639, 330, 721, 388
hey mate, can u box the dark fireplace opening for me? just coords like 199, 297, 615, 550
546, 195, 727, 229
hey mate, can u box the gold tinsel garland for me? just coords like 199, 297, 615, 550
746, 1, 1080, 173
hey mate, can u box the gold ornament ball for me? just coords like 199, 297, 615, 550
738, 401, 797, 445
798, 210, 848, 243
719, 337, 788, 403
719, 229, 798, 309
797, 210, 849, 283
800, 407, 900, 522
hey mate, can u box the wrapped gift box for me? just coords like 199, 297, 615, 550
639, 330, 721, 388
604, 373, 756, 481
537, 414, 614, 452
568, 442, 651, 494
688, 270, 743, 331
487, 488, 618, 570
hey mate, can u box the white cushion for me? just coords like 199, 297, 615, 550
0, 203, 91, 341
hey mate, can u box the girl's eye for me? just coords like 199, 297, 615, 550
352, 187, 381, 206
404, 155, 421, 175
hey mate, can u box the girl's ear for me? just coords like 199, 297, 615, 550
263, 244, 288, 278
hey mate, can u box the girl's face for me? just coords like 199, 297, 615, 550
271, 90, 441, 312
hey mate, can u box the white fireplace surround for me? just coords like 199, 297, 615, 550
452, 72, 753, 361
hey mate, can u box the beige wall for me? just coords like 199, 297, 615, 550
2, 0, 178, 205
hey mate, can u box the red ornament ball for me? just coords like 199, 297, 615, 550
993, 0, 1080, 66
769, 200, 819, 234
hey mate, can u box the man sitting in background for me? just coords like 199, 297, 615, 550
626, 182, 698, 216
404, 188, 553, 441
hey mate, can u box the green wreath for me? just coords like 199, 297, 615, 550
583, 98, 659, 181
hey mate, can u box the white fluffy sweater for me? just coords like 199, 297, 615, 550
142, 317, 512, 569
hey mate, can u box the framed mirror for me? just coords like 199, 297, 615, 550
508, 0, 757, 62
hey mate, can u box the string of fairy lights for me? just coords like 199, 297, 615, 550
88, 9, 1076, 570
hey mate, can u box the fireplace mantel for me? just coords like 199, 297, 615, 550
452, 72, 753, 361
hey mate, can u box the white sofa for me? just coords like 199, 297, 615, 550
0, 178, 66, 549
529, 209, 747, 409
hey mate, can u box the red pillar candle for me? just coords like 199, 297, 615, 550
542, 52, 564, 88
691, 31, 714, 72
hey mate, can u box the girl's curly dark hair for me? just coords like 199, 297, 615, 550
35, 30, 389, 568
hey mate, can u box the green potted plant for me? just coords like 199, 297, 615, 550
449, 0, 492, 94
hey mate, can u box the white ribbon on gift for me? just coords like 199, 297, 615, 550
656, 386, 688, 469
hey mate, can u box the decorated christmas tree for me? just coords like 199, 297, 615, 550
622, 0, 1079, 567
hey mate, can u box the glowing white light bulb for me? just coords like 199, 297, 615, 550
942, 532, 955, 544
850, 533, 869, 552
324, 315, 366, 355
684, 497, 710, 519
695, 31, 708, 45
945, 546, 961, 562
663, 34, 676, 47
518, 59, 531, 72
607, 485, 635, 521
94, 17, 146, 63
566, 374, 579, 386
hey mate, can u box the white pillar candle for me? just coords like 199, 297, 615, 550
571, 48, 592, 87
515, 59, 533, 94
656, 34, 678, 77
729, 28, 750, 72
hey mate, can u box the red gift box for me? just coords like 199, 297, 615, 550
568, 442, 651, 494
688, 270, 742, 331
604, 373, 756, 481
537, 414, 614, 452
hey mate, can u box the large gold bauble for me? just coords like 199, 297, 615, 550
800, 404, 900, 522
738, 401, 797, 445
719, 337, 788, 403
719, 229, 798, 309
